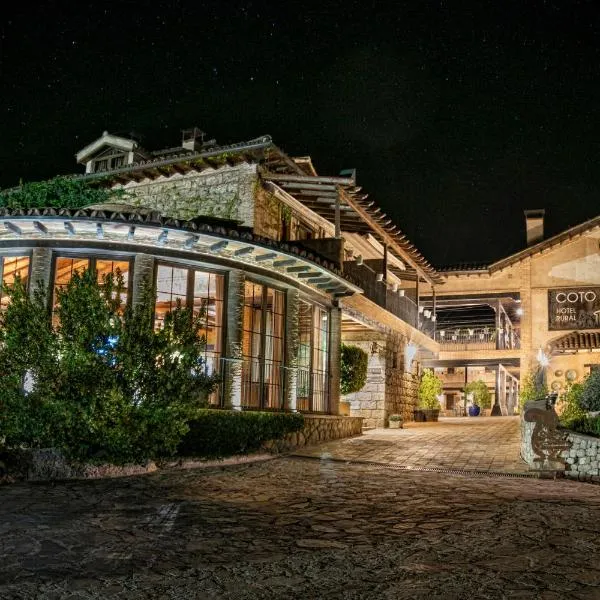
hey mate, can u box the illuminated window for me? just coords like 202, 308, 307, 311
297, 300, 330, 412
0, 255, 31, 311
241, 282, 285, 409
53, 256, 131, 314
154, 263, 225, 396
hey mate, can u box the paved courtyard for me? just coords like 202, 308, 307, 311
2, 456, 600, 599
295, 416, 527, 473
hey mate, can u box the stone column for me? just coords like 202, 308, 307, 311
285, 288, 300, 411
131, 253, 155, 307
519, 258, 533, 375
328, 304, 342, 415
28, 247, 53, 305
223, 270, 245, 410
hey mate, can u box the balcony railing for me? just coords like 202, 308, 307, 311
435, 329, 521, 351
343, 261, 418, 328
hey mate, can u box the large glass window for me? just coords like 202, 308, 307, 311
0, 255, 30, 311
53, 256, 130, 311
241, 282, 285, 409
297, 300, 330, 412
154, 263, 224, 385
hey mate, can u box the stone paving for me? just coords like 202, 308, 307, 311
295, 416, 528, 473
2, 456, 600, 599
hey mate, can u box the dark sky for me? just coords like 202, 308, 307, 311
2, 1, 600, 266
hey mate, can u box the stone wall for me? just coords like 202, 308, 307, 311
115, 163, 257, 225
342, 332, 420, 428
562, 432, 600, 481
521, 416, 600, 482
254, 184, 282, 239
264, 415, 363, 452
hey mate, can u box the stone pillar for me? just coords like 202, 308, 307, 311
519, 258, 533, 375
28, 247, 53, 305
328, 304, 342, 415
285, 288, 300, 411
131, 253, 155, 307
223, 270, 245, 410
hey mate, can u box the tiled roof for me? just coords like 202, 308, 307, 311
437, 263, 490, 273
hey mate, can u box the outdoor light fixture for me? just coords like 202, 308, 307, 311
392, 283, 399, 292
405, 342, 418, 371
418, 305, 424, 314
468, 329, 474, 336
398, 289, 405, 297
431, 315, 436, 322
516, 308, 524, 316
424, 310, 431, 318
355, 255, 363, 265
371, 341, 380, 355
440, 330, 445, 337
376, 273, 384, 282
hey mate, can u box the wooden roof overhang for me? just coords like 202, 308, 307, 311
0, 208, 362, 299
549, 331, 600, 353
79, 136, 276, 186
260, 170, 443, 285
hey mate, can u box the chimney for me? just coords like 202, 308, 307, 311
524, 209, 545, 246
181, 127, 217, 152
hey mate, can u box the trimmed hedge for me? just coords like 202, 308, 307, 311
341, 344, 368, 395
178, 410, 305, 458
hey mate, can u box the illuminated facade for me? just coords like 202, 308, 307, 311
0, 129, 442, 422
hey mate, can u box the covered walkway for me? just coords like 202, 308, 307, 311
294, 416, 527, 473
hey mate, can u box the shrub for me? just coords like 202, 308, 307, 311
178, 410, 305, 457
559, 382, 586, 428
0, 176, 124, 210
562, 415, 600, 438
580, 369, 600, 412
0, 271, 217, 464
341, 344, 368, 395
519, 370, 548, 408
464, 379, 492, 409
418, 369, 442, 410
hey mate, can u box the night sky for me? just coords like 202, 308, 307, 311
2, 1, 600, 266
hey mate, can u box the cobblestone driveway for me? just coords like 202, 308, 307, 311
2, 456, 600, 599
295, 416, 527, 473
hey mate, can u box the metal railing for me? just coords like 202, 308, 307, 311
435, 328, 521, 351
296, 367, 329, 414
343, 261, 418, 328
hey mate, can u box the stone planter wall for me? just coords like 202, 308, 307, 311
521, 416, 600, 482
264, 415, 364, 452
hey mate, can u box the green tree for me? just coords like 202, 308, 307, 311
464, 380, 492, 409
581, 369, 600, 412
559, 382, 586, 427
0, 270, 217, 463
519, 370, 548, 408
418, 369, 443, 410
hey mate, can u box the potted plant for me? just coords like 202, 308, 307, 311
415, 369, 442, 422
388, 414, 403, 429
464, 380, 492, 417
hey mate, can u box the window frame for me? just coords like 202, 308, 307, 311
50, 252, 134, 310
241, 279, 287, 410
0, 251, 32, 308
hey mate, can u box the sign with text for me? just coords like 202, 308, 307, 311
548, 288, 600, 330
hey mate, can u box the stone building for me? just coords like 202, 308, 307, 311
421, 210, 600, 415
0, 129, 443, 426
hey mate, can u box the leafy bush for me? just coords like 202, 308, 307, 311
464, 379, 492, 409
0, 176, 123, 210
418, 369, 442, 410
178, 410, 305, 457
562, 415, 600, 438
580, 369, 600, 412
519, 370, 548, 408
559, 382, 586, 428
0, 272, 217, 464
341, 344, 368, 395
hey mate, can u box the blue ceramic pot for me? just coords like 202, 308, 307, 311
468, 405, 481, 417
